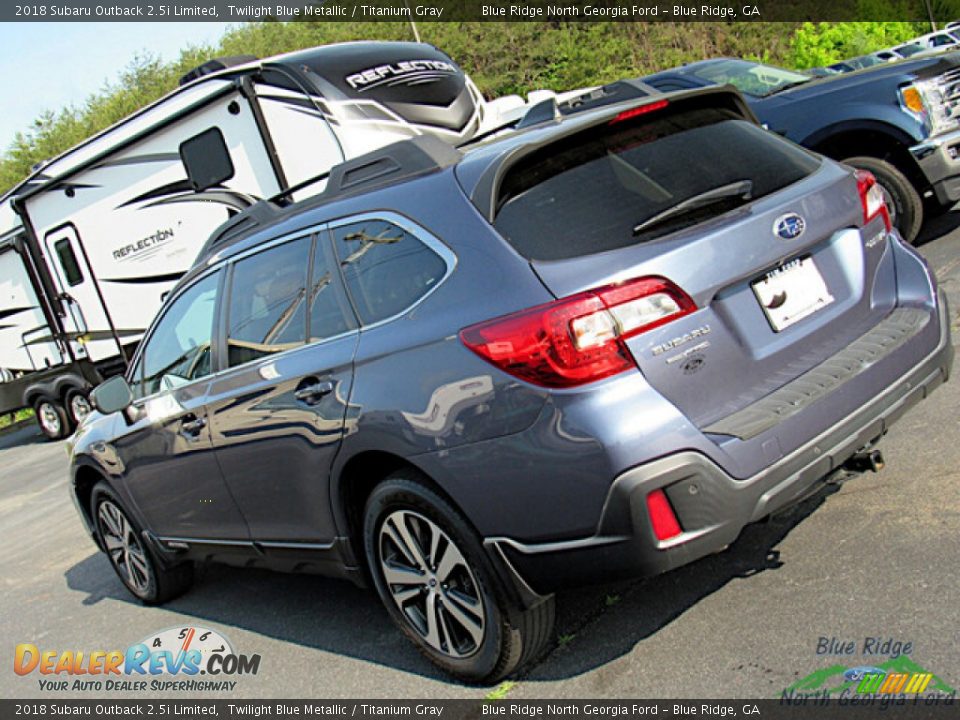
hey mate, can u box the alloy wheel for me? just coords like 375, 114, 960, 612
70, 394, 92, 424
37, 402, 62, 437
378, 509, 486, 658
97, 500, 151, 594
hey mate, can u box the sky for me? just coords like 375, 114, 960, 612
0, 22, 234, 152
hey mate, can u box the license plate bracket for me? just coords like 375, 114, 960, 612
752, 256, 834, 332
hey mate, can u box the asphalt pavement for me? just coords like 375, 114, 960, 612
2, 215, 959, 700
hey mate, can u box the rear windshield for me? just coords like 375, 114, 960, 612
493, 106, 820, 261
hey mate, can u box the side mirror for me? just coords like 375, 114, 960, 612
179, 127, 234, 192
90, 376, 133, 415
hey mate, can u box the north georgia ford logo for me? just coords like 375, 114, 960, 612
14, 626, 261, 692
345, 59, 458, 92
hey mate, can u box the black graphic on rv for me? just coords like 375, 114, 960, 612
345, 59, 460, 92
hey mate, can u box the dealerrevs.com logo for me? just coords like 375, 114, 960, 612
14, 626, 261, 692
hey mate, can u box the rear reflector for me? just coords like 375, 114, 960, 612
855, 169, 892, 232
609, 99, 670, 124
460, 276, 695, 388
646, 489, 683, 542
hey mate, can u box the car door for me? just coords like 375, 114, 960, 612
206, 229, 359, 545
114, 268, 251, 541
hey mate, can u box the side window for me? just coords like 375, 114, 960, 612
226, 236, 310, 367
333, 219, 447, 325
54, 239, 83, 286
309, 236, 355, 342
138, 272, 219, 399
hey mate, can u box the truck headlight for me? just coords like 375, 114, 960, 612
901, 79, 960, 137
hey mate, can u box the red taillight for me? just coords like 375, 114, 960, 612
609, 99, 670, 124
855, 169, 892, 232
646, 489, 683, 542
459, 276, 695, 388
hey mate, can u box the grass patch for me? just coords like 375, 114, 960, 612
604, 594, 621, 607
484, 681, 517, 701
0, 408, 33, 429
558, 633, 576, 647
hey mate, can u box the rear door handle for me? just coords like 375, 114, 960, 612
180, 415, 206, 437
294, 380, 334, 405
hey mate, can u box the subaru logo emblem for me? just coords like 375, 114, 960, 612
774, 213, 806, 240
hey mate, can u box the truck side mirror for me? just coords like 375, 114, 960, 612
90, 376, 133, 415
179, 127, 234, 192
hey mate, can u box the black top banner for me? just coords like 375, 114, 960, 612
4, 0, 960, 23
4, 699, 960, 718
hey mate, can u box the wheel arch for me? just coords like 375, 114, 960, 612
332, 450, 456, 569
803, 121, 927, 191
23, 384, 53, 409
55, 376, 89, 405
23, 372, 90, 408
73, 463, 108, 548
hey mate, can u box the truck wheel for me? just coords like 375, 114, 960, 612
91, 481, 194, 604
33, 398, 69, 440
65, 389, 92, 427
843, 156, 923, 243
364, 470, 554, 683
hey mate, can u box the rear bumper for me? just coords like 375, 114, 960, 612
490, 291, 953, 595
910, 128, 960, 203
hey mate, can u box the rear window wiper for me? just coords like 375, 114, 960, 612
632, 180, 754, 236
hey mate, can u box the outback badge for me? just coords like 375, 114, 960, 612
774, 212, 806, 240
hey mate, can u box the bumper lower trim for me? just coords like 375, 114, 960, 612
492, 294, 952, 594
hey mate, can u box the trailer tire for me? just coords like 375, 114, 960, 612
65, 389, 92, 427
34, 398, 69, 440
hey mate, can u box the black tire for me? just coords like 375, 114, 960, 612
64, 388, 92, 428
90, 481, 193, 605
363, 470, 554, 683
33, 398, 69, 440
843, 156, 923, 244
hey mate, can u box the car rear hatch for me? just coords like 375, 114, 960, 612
464, 89, 904, 478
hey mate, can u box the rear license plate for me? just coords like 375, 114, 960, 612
752, 256, 834, 332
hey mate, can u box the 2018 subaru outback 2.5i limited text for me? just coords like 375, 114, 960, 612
68, 86, 953, 683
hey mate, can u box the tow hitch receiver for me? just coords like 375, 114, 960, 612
844, 448, 886, 474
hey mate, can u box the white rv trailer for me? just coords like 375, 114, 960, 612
0, 193, 103, 435
0, 200, 59, 374
5, 41, 542, 439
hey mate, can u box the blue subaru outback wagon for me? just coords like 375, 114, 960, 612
68, 86, 952, 682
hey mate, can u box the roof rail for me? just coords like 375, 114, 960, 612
197, 201, 285, 259
516, 98, 561, 129
200, 135, 462, 257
